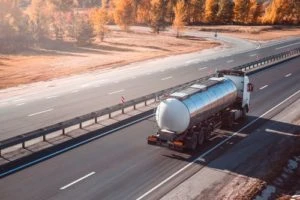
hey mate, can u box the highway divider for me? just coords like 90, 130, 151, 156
0, 47, 299, 158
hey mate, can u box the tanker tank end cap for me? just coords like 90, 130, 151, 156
156, 98, 190, 134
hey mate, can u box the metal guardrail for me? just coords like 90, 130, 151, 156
0, 47, 299, 155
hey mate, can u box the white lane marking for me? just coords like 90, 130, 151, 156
266, 128, 296, 137
16, 103, 25, 106
28, 109, 53, 117
185, 59, 199, 64
60, 172, 95, 190
136, 89, 300, 200
109, 89, 124, 95
250, 54, 257, 57
198, 67, 208, 71
226, 60, 234, 63
0, 113, 155, 178
46, 95, 58, 99
259, 85, 268, 90
13, 98, 25, 102
285, 73, 292, 78
161, 76, 173, 81
81, 83, 91, 88
71, 90, 79, 93
276, 42, 300, 50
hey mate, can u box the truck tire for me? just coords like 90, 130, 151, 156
241, 106, 248, 120
190, 133, 198, 151
198, 131, 205, 146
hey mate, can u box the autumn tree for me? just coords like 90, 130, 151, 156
149, 0, 166, 33
233, 0, 250, 24
204, 0, 219, 23
27, 0, 53, 41
90, 7, 109, 41
68, 13, 95, 45
246, 0, 259, 24
165, 0, 176, 23
173, 0, 186, 37
136, 0, 151, 24
188, 0, 205, 24
217, 0, 233, 24
113, 0, 135, 31
262, 0, 299, 24
0, 0, 30, 52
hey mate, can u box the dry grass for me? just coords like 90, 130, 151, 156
0, 30, 219, 89
191, 25, 300, 41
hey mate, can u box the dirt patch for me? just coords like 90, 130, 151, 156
190, 25, 300, 41
0, 30, 219, 89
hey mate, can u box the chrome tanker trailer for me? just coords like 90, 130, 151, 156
147, 70, 254, 150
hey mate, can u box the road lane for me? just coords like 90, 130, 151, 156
0, 57, 299, 200
0, 38, 299, 140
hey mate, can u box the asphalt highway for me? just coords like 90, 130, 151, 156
0, 56, 299, 200
0, 36, 299, 140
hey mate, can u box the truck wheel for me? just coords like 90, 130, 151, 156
241, 106, 247, 120
198, 132, 205, 146
190, 133, 198, 151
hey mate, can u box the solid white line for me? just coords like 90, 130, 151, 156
285, 73, 292, 78
28, 109, 53, 117
136, 89, 300, 200
109, 89, 124, 95
198, 67, 208, 71
259, 85, 268, 90
16, 103, 25, 106
81, 83, 91, 88
226, 60, 234, 63
161, 76, 173, 81
13, 98, 25, 102
276, 42, 300, 50
185, 59, 199, 64
46, 95, 58, 99
250, 54, 257, 57
60, 172, 95, 190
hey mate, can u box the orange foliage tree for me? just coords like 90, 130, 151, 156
204, 0, 219, 23
217, 0, 233, 24
113, 0, 135, 31
90, 7, 109, 41
173, 0, 186, 37
262, 0, 299, 24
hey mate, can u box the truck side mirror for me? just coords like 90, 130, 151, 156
247, 83, 254, 92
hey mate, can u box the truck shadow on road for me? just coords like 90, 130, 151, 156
162, 115, 300, 195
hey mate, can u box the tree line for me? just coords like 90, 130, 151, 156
0, 0, 299, 53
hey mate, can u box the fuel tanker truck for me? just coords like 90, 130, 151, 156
147, 70, 254, 151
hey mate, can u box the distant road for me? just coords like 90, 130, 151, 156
0, 32, 299, 140
0, 55, 299, 200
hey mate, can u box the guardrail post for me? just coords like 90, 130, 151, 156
22, 141, 25, 149
43, 134, 46, 141
95, 117, 98, 123
133, 104, 136, 110
109, 113, 112, 119
80, 123, 82, 129
62, 128, 65, 135
122, 108, 124, 114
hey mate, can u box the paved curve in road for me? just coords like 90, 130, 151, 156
0, 33, 299, 140
0, 57, 299, 200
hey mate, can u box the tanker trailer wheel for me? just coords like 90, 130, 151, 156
190, 133, 198, 151
198, 131, 205, 146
